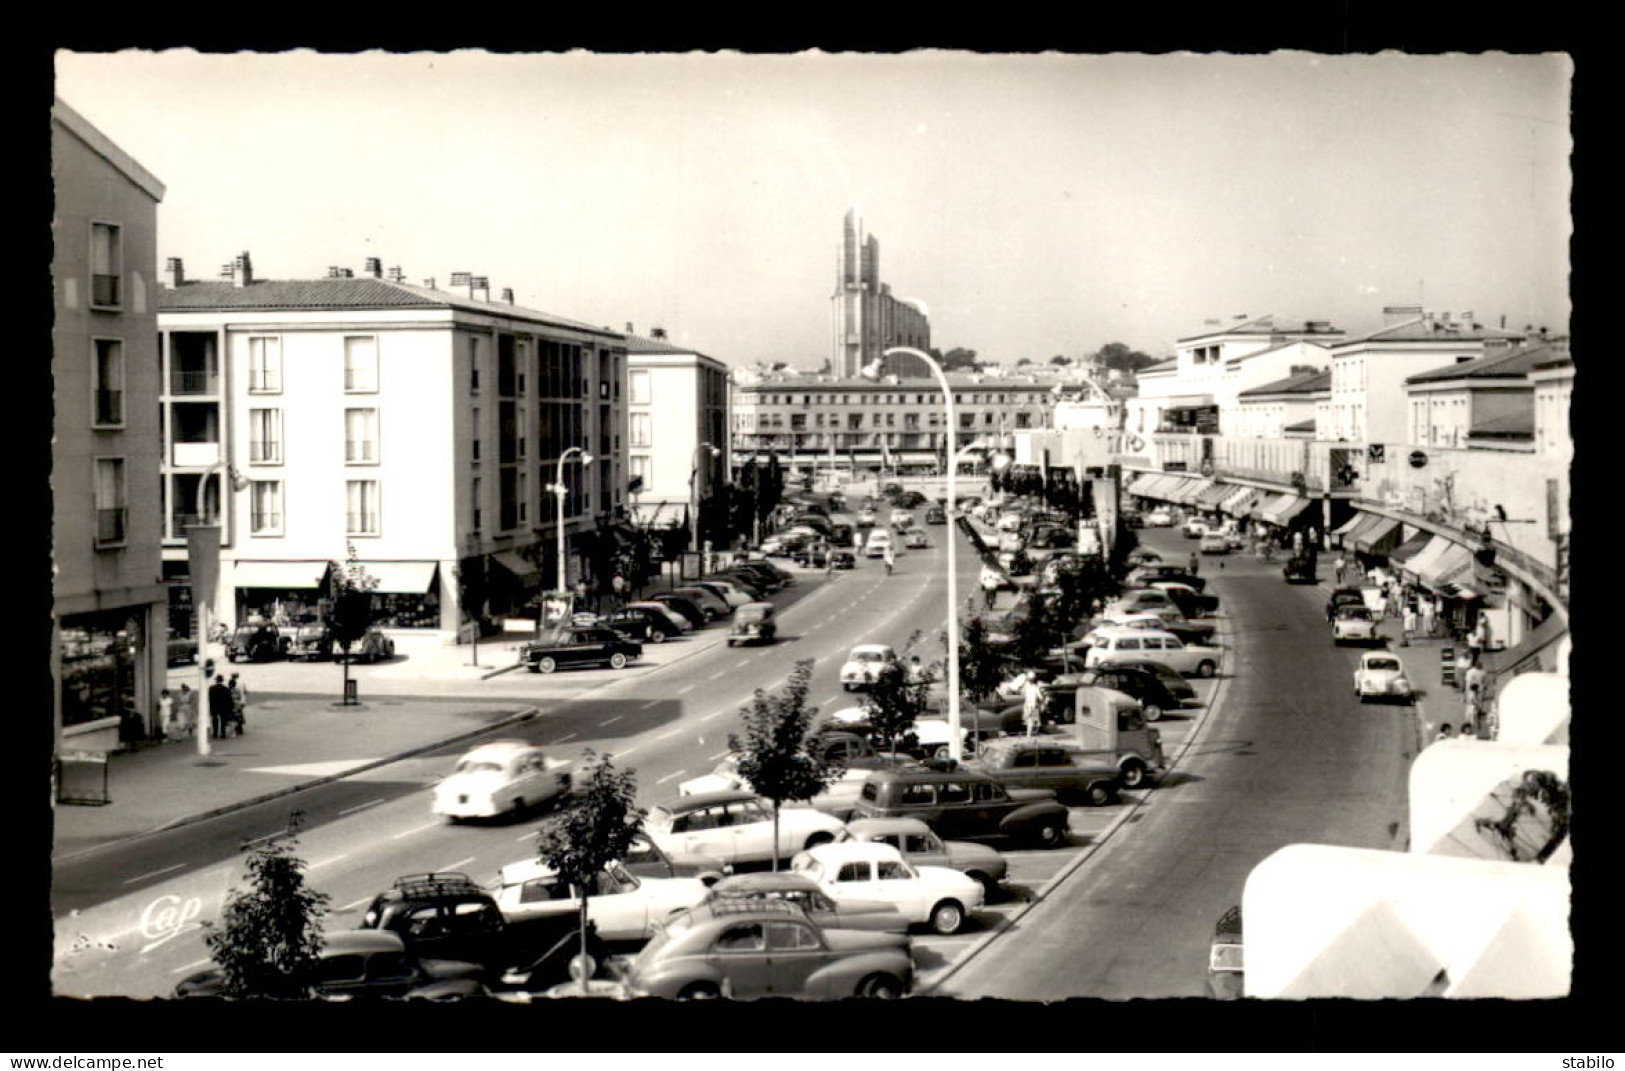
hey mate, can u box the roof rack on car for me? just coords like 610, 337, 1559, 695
700, 897, 807, 919
389, 873, 484, 897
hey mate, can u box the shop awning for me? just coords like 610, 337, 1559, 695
1332, 514, 1365, 537
354, 560, 440, 594
1126, 473, 1161, 497
232, 560, 330, 589
1257, 493, 1312, 525
1169, 478, 1208, 504
490, 550, 541, 584
1400, 536, 1453, 581
1349, 516, 1403, 555
1483, 613, 1569, 688
1221, 486, 1262, 517
1389, 531, 1433, 565
1198, 482, 1233, 507
1407, 537, 1477, 596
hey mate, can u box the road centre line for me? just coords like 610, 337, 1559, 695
655, 770, 685, 785
338, 897, 373, 912
311, 853, 351, 869
707, 670, 727, 680
676, 683, 695, 694
702, 711, 723, 721
392, 821, 439, 840
338, 797, 385, 817
600, 715, 622, 726
710, 750, 730, 761
122, 862, 184, 885
657, 728, 682, 740
438, 856, 475, 873
172, 957, 214, 975
639, 700, 661, 710
553, 732, 578, 744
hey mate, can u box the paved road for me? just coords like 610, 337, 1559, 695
937, 529, 1419, 998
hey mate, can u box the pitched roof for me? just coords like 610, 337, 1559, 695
1177, 315, 1342, 345
158, 277, 620, 337
1406, 341, 1568, 385
1136, 356, 1179, 374
53, 98, 166, 203
1340, 316, 1525, 347
1283, 418, 1317, 433
1240, 369, 1331, 397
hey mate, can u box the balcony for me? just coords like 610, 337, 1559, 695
168, 368, 219, 396
91, 274, 121, 309
171, 441, 221, 468
95, 507, 126, 545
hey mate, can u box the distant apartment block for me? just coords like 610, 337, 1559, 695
623, 328, 730, 531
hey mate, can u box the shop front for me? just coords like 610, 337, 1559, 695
59, 607, 146, 741
354, 561, 443, 629
231, 560, 332, 628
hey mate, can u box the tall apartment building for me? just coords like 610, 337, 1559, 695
52, 99, 168, 754
156, 258, 628, 636
831, 208, 931, 378
623, 329, 730, 532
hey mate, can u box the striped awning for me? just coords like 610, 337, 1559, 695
1332, 514, 1365, 537
1484, 613, 1570, 691
1221, 486, 1262, 516
1349, 516, 1403, 555
353, 560, 440, 594
1197, 482, 1233, 507
1390, 531, 1433, 565
1169, 478, 1208, 504
1126, 473, 1162, 497
1256, 493, 1312, 525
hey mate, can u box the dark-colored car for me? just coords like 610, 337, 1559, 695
1326, 586, 1368, 622
174, 930, 487, 1000
791, 543, 831, 568
849, 766, 1072, 848
1126, 564, 1208, 592
1098, 658, 1200, 704
830, 550, 857, 570
924, 506, 947, 525
964, 737, 1122, 807
727, 602, 777, 647
520, 627, 641, 673
705, 572, 767, 599
1282, 553, 1318, 584
225, 623, 288, 662
725, 562, 792, 591
648, 593, 708, 630
166, 629, 198, 667
1070, 664, 1190, 722
669, 586, 731, 621
1157, 583, 1221, 619
604, 606, 682, 643
287, 616, 333, 661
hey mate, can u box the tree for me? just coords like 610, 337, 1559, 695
939, 347, 979, 371
730, 660, 845, 870
327, 543, 380, 704
1049, 354, 1072, 366
534, 750, 643, 994
1009, 591, 1064, 668
202, 811, 330, 999
958, 616, 1009, 707
860, 648, 936, 756
1095, 341, 1160, 373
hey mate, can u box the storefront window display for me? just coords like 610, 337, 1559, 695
60, 609, 144, 729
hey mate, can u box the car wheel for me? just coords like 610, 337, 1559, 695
567, 951, 599, 983
857, 973, 906, 999
512, 796, 525, 813
1034, 819, 1067, 848
803, 831, 835, 851
647, 629, 666, 644
726, 639, 736, 648
934, 745, 953, 761
1141, 703, 1163, 723
843, 683, 854, 692
1119, 759, 1148, 789
1197, 660, 1217, 678
1087, 781, 1115, 807
609, 652, 628, 670
537, 656, 557, 674
929, 899, 966, 936
677, 982, 721, 1001
967, 871, 999, 898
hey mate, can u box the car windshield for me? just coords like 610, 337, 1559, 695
1339, 608, 1371, 620
646, 807, 674, 831
455, 760, 505, 775
853, 651, 886, 662
1366, 658, 1401, 672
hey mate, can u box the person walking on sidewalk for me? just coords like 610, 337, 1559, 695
1188, 552, 1200, 576
1333, 554, 1347, 586
1402, 601, 1418, 647
156, 689, 175, 742
883, 544, 895, 576
176, 683, 197, 738
1420, 595, 1437, 638
227, 673, 248, 736
208, 675, 232, 740
611, 572, 628, 609
981, 565, 1001, 610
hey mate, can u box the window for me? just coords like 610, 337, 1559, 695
346, 479, 380, 536
344, 336, 378, 392
470, 337, 482, 393
767, 922, 819, 951
90, 222, 122, 308
877, 860, 910, 880
249, 480, 282, 535
629, 455, 651, 482
94, 457, 126, 546
92, 338, 124, 426
247, 336, 282, 393
938, 782, 970, 804
836, 862, 869, 883
248, 408, 282, 463
471, 476, 481, 531
630, 413, 652, 447
345, 408, 379, 463
471, 407, 481, 462
628, 369, 652, 404
715, 924, 765, 952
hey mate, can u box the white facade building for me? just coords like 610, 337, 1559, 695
624, 331, 730, 532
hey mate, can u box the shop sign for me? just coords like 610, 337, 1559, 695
1408, 450, 1429, 469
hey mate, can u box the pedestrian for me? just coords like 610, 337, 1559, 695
176, 683, 197, 738
1188, 552, 1200, 576
907, 655, 926, 684
1435, 722, 1455, 742
157, 688, 175, 742
1022, 675, 1045, 737
1333, 554, 1347, 585
883, 544, 895, 576
207, 675, 232, 739
611, 572, 627, 609
118, 698, 145, 749
228, 674, 247, 736
1466, 617, 1483, 661
982, 565, 1000, 610
1402, 602, 1417, 647
1420, 595, 1437, 638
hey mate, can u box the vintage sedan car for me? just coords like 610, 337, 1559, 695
703, 571, 768, 599
727, 601, 777, 647
1125, 547, 1163, 565
520, 628, 641, 673
829, 550, 857, 570
835, 817, 1008, 895
1326, 586, 1368, 622
849, 766, 1071, 848
669, 586, 732, 621
697, 871, 907, 933
1183, 519, 1209, 539
889, 509, 914, 531
493, 859, 709, 943
864, 529, 894, 559
1150, 581, 1221, 618
619, 899, 912, 1000
174, 930, 486, 1001
224, 623, 289, 662
336, 627, 396, 664
647, 593, 708, 630
690, 580, 754, 611
1144, 508, 1176, 528
1071, 663, 1192, 722
790, 841, 984, 936
432, 741, 574, 820
964, 737, 1122, 807
603, 606, 682, 644
1102, 587, 1187, 625
841, 643, 898, 691
165, 629, 198, 667
1354, 651, 1414, 703
1199, 532, 1230, 555
287, 616, 333, 661
760, 531, 814, 557
644, 790, 846, 868
620, 833, 729, 886
856, 508, 879, 528
924, 506, 947, 525
1083, 627, 1222, 678
625, 600, 693, 633
1282, 553, 1319, 584
790, 542, 831, 568
904, 530, 932, 549
1125, 564, 1207, 592
1331, 606, 1381, 646
717, 563, 785, 594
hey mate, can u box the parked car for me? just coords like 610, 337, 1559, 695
644, 790, 846, 868
690, 580, 754, 611
1125, 564, 1207, 592
790, 842, 984, 936
830, 550, 857, 570
719, 562, 786, 593
647, 594, 708, 630
669, 586, 732, 620
761, 531, 814, 557
1199, 532, 1230, 555
904, 530, 931, 549
520, 627, 641, 673
620, 833, 729, 886
679, 732, 886, 797
165, 629, 198, 667
174, 929, 486, 1000
1144, 509, 1176, 527
1326, 587, 1368, 622
727, 602, 777, 647
1103, 587, 1188, 625
1083, 627, 1222, 678
1331, 606, 1381, 646
963, 737, 1122, 807
224, 623, 288, 663
698, 871, 907, 933
432, 741, 574, 820
864, 529, 894, 559
841, 643, 898, 691
493, 859, 709, 943
1150, 581, 1221, 618
336, 627, 396, 664
1354, 651, 1413, 703
704, 571, 768, 599
1282, 553, 1318, 583
1093, 609, 1217, 647
618, 899, 912, 1000
1125, 547, 1162, 565
1070, 664, 1191, 722
1098, 658, 1201, 706
1183, 519, 1209, 539
849, 766, 1072, 848
1207, 905, 1245, 1000
603, 606, 682, 644
857, 508, 879, 528
625, 600, 694, 633
835, 817, 1008, 895
287, 616, 333, 661
790, 543, 831, 568
925, 506, 947, 525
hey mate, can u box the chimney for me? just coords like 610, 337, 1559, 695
424, 277, 436, 290
625, 322, 635, 335
449, 272, 472, 290
1383, 304, 1424, 326
231, 251, 253, 287
387, 265, 405, 283
364, 257, 382, 278
327, 266, 345, 278
164, 257, 184, 288
651, 327, 667, 340
501, 287, 514, 304
471, 276, 490, 301
1461, 310, 1475, 328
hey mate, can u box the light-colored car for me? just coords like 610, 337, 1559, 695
698, 871, 907, 933
889, 509, 913, 530
493, 859, 709, 942
1354, 651, 1413, 703
1101, 588, 1185, 625
645, 791, 847, 867
1332, 606, 1380, 645
835, 817, 1009, 894
790, 841, 985, 936
1083, 627, 1221, 678
432, 741, 574, 820
841, 643, 897, 690
904, 530, 931, 549
690, 580, 753, 611
1199, 532, 1229, 555
626, 600, 693, 633
1145, 508, 1175, 527
864, 529, 894, 559
1183, 519, 1208, 539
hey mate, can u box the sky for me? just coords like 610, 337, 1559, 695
53, 50, 1572, 368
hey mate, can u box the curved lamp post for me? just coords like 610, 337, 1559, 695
187, 462, 247, 758
863, 347, 964, 762
691, 442, 721, 558
547, 446, 594, 602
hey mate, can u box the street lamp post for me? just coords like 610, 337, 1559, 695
186, 462, 245, 758
865, 347, 964, 762
691, 442, 721, 566
547, 447, 594, 609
